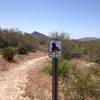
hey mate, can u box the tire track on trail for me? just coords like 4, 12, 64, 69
0, 56, 48, 100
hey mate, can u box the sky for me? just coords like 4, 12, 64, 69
0, 0, 100, 39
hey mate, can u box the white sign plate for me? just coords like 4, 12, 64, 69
49, 40, 61, 58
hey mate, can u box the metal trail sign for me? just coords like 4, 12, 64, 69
49, 40, 61, 58
49, 39, 62, 100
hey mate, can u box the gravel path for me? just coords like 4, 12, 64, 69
0, 56, 48, 100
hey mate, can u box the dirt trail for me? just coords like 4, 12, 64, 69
0, 56, 48, 100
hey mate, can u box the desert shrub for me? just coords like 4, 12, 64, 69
2, 47, 16, 61
0, 28, 40, 51
25, 45, 36, 52
58, 60, 70, 77
43, 59, 100, 99
43, 60, 70, 77
63, 52, 72, 60
73, 72, 94, 99
18, 47, 28, 55
61, 66, 100, 100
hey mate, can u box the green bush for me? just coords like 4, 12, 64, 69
18, 47, 28, 55
58, 60, 70, 77
43, 60, 70, 77
61, 66, 100, 100
2, 47, 16, 61
63, 52, 72, 60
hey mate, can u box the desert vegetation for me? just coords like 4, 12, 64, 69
43, 59, 100, 100
2, 47, 16, 61
0, 27, 48, 72
50, 32, 100, 65
0, 28, 100, 99
0, 28, 40, 50
42, 32, 100, 100
0, 28, 48, 61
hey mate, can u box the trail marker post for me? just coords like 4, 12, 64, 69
49, 40, 61, 100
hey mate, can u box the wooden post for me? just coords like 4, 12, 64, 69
52, 58, 58, 100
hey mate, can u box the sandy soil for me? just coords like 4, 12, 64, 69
0, 53, 48, 100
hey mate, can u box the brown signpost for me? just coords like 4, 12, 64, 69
49, 40, 61, 100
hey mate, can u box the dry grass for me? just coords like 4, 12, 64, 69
26, 73, 51, 100
69, 58, 97, 68
25, 57, 51, 100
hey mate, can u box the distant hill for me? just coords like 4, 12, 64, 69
31, 31, 48, 39
78, 37, 99, 41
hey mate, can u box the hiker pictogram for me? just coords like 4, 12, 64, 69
51, 42, 60, 53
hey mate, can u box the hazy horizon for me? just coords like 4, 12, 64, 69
0, 0, 100, 39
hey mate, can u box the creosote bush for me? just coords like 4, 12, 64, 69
18, 47, 28, 55
2, 47, 16, 61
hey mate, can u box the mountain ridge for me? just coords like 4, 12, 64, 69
77, 37, 100, 41
31, 31, 48, 39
